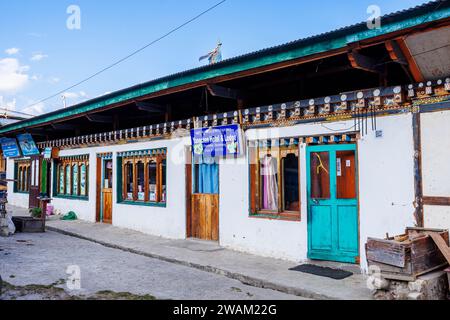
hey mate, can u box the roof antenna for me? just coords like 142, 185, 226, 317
61, 94, 67, 109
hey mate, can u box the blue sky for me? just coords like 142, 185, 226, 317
0, 0, 429, 116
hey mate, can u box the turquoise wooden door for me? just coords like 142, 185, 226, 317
306, 144, 359, 263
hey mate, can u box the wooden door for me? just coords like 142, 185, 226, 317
191, 194, 219, 241
306, 144, 359, 263
29, 155, 41, 208
102, 189, 112, 224
187, 161, 219, 241
97, 158, 113, 224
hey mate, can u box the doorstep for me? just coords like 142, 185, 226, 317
7, 205, 372, 300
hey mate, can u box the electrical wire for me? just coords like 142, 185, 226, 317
20, 0, 228, 111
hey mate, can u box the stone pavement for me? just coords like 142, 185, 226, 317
7, 205, 373, 300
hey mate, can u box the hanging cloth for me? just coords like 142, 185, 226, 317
198, 163, 219, 194
261, 155, 278, 210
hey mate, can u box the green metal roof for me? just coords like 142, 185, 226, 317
1, 0, 449, 135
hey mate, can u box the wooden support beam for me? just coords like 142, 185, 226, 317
396, 38, 425, 83
423, 196, 450, 206
385, 40, 408, 65
86, 114, 113, 123
136, 101, 166, 113
347, 50, 382, 73
50, 123, 78, 131
206, 84, 242, 100
412, 111, 424, 227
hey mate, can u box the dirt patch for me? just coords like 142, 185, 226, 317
0, 281, 156, 300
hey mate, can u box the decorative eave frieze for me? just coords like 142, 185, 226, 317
36, 78, 450, 150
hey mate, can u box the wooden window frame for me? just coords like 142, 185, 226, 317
14, 160, 31, 193
54, 157, 89, 199
119, 153, 166, 206
249, 141, 301, 221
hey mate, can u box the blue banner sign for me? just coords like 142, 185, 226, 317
0, 138, 21, 158
190, 124, 242, 158
17, 133, 40, 156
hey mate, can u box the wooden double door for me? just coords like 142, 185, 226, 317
187, 161, 219, 241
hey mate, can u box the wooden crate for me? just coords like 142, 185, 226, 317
12, 216, 45, 233
366, 227, 449, 281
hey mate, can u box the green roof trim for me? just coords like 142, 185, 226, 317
1, 1, 449, 135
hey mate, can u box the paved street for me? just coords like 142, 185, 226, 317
0, 231, 304, 300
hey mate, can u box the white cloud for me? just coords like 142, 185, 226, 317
0, 96, 17, 111
0, 58, 30, 92
31, 74, 42, 81
5, 47, 20, 55
30, 53, 48, 61
48, 76, 60, 84
62, 91, 80, 99
22, 102, 45, 116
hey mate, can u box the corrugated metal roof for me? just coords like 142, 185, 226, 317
1, 0, 449, 135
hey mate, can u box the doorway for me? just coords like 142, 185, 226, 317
306, 144, 359, 264
187, 156, 219, 241
96, 157, 113, 224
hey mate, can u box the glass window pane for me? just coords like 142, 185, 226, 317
336, 150, 356, 199
59, 166, 64, 194
72, 165, 79, 195
310, 152, 330, 199
104, 160, 113, 188
260, 154, 279, 211
80, 164, 87, 196
283, 153, 299, 211
65, 165, 71, 195
148, 160, 157, 201
125, 162, 133, 200
136, 162, 145, 201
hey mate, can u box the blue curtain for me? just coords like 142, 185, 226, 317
197, 163, 219, 194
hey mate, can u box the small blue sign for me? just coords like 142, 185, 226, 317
0, 138, 21, 158
17, 133, 40, 156
190, 124, 242, 158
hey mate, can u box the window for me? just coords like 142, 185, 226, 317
14, 160, 31, 193
249, 139, 300, 220
118, 149, 167, 205
54, 155, 89, 199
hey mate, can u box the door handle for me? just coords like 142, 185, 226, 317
312, 199, 319, 204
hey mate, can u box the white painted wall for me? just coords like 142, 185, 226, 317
6, 157, 29, 208
220, 113, 416, 271
6, 113, 417, 271
421, 110, 450, 230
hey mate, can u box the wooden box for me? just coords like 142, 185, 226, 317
366, 227, 449, 281
12, 217, 45, 233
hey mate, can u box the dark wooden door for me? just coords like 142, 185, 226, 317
29, 156, 41, 209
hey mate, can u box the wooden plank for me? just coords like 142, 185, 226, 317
191, 195, 201, 239
211, 194, 219, 241
423, 196, 450, 206
185, 163, 192, 238
428, 232, 450, 265
366, 238, 407, 267
202, 194, 212, 240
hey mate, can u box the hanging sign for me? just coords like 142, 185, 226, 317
43, 147, 52, 159
0, 137, 21, 158
17, 133, 39, 156
190, 124, 242, 158
43, 147, 59, 159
